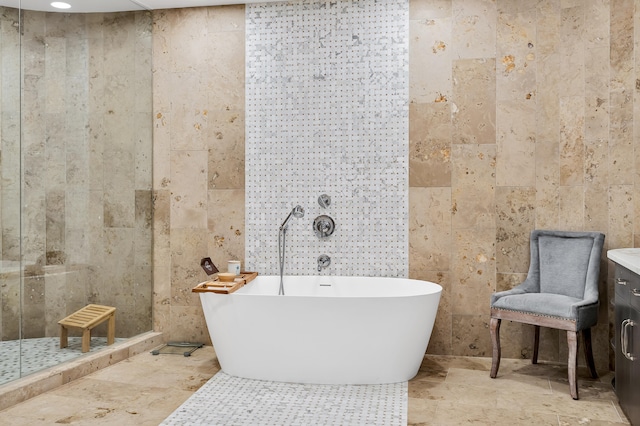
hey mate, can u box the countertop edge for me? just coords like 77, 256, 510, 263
607, 248, 640, 276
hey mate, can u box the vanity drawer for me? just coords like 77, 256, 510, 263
616, 266, 640, 309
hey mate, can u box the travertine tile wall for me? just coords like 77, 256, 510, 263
1, 9, 153, 340
154, 0, 638, 371
152, 6, 246, 343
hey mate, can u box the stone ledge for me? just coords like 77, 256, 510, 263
0, 331, 164, 412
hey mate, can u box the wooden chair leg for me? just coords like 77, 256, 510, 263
567, 330, 579, 400
532, 325, 540, 364
490, 317, 501, 378
582, 328, 598, 379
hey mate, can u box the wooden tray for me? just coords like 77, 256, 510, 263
192, 271, 258, 294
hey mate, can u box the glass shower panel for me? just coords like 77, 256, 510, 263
0, 5, 23, 385
0, 6, 152, 386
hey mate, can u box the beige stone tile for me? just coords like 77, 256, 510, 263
559, 96, 585, 186
89, 349, 218, 390
169, 228, 209, 306
61, 347, 130, 384
452, 315, 492, 357
451, 144, 496, 229
426, 353, 494, 371
207, 189, 245, 270
412, 356, 449, 383
548, 375, 616, 401
0, 372, 63, 413
585, 49, 609, 142
170, 305, 211, 344
497, 0, 535, 14
164, 8, 208, 73
205, 30, 245, 112
152, 188, 171, 330
585, 185, 608, 233
410, 0, 451, 20
207, 110, 245, 190
496, 8, 536, 102
452, 59, 496, 144
169, 77, 209, 152
432, 401, 560, 425
496, 100, 536, 186
534, 139, 560, 229
13, 382, 193, 425
135, 112, 154, 190
559, 6, 585, 97
609, 0, 634, 187
169, 150, 208, 229
609, 99, 634, 186
535, 33, 560, 146
496, 272, 527, 292
409, 17, 452, 104
607, 185, 634, 249
449, 366, 552, 394
451, 0, 497, 59
152, 108, 172, 189
498, 387, 623, 422
410, 379, 498, 407
207, 4, 245, 32
409, 102, 452, 187
495, 187, 535, 273
585, 138, 608, 187
104, 189, 135, 228
558, 416, 629, 426
407, 396, 438, 425
409, 187, 452, 271
451, 227, 496, 315
558, 186, 585, 231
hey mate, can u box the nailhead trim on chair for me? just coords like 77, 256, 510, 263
492, 307, 576, 323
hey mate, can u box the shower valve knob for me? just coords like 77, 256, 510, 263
313, 215, 335, 238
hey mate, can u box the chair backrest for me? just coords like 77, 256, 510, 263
528, 230, 605, 300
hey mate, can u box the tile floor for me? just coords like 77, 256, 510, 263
161, 372, 406, 425
0, 345, 630, 425
0, 337, 127, 386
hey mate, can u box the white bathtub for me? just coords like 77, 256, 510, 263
197, 275, 442, 385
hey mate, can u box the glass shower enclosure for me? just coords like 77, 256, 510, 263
0, 3, 153, 385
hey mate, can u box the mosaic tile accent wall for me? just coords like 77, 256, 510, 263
245, 0, 409, 277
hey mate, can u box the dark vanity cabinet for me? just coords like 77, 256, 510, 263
614, 264, 640, 425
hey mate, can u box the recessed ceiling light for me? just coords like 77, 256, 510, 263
51, 2, 71, 9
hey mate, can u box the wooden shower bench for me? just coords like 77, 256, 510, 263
58, 304, 116, 353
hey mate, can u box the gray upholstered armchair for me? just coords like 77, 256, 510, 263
489, 229, 605, 400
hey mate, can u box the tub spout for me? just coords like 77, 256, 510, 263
317, 254, 331, 272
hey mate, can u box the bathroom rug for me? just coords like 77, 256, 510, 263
161, 371, 407, 425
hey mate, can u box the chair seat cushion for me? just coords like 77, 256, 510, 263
491, 293, 581, 320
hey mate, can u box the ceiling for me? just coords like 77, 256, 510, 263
0, 0, 278, 13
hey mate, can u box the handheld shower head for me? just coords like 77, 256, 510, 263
292, 205, 304, 218
280, 205, 305, 230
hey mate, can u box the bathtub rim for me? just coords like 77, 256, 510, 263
201, 274, 443, 298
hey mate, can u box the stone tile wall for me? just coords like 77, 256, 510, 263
154, 0, 640, 371
152, 6, 246, 343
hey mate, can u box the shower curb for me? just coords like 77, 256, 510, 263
0, 331, 164, 412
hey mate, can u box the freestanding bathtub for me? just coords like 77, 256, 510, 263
197, 275, 442, 385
